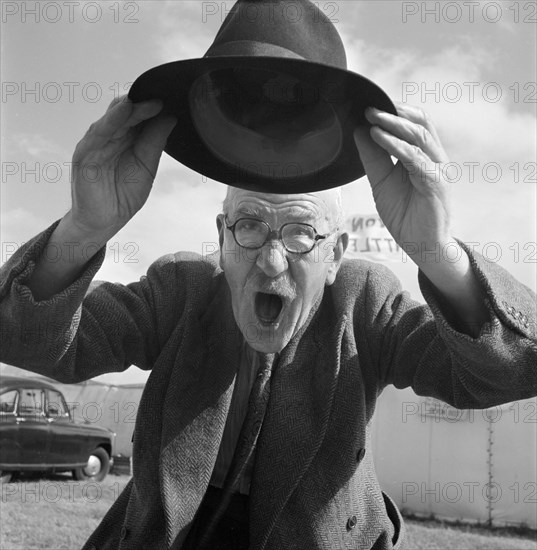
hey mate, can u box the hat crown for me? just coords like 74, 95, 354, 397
205, 0, 347, 69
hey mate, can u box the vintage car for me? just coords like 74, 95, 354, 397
0, 376, 115, 483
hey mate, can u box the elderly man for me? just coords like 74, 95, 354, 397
1, 0, 536, 548
1, 92, 536, 550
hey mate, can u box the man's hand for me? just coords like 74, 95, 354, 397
353, 104, 490, 336
26, 96, 176, 301
353, 103, 451, 257
70, 95, 177, 240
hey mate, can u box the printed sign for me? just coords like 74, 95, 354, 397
344, 214, 406, 262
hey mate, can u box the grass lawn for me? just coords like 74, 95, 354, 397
1, 474, 536, 549
405, 517, 537, 550
0, 472, 128, 550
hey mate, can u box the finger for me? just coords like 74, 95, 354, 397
82, 99, 163, 151
394, 103, 444, 149
132, 113, 178, 180
365, 107, 447, 163
111, 100, 165, 140
106, 94, 129, 112
369, 125, 441, 191
353, 126, 395, 186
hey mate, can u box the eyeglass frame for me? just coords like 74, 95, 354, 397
224, 215, 339, 254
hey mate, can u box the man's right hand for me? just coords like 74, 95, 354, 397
25, 95, 176, 301
70, 95, 177, 240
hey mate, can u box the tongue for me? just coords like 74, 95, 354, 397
256, 293, 283, 322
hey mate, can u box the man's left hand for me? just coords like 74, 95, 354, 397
354, 104, 490, 336
353, 103, 452, 264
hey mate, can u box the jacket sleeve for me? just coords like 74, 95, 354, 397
360, 243, 537, 409
0, 221, 209, 383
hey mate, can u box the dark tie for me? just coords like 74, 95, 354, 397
198, 352, 275, 548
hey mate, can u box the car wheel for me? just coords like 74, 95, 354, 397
73, 447, 110, 482
0, 470, 13, 483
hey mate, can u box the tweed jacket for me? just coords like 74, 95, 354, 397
1, 222, 536, 550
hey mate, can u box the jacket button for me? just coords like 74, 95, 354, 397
357, 448, 366, 462
347, 515, 357, 530
120, 526, 128, 540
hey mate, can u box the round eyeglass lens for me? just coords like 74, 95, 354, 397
282, 224, 315, 253
235, 219, 269, 248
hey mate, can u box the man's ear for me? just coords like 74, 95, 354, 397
326, 231, 348, 286
216, 214, 225, 270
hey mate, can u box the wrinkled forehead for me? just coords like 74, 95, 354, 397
224, 188, 341, 224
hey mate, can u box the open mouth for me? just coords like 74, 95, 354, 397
255, 292, 284, 324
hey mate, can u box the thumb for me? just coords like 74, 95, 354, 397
353, 126, 394, 185
134, 113, 178, 174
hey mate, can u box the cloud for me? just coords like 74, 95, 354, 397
155, 0, 234, 62
336, 31, 536, 165
4, 132, 68, 161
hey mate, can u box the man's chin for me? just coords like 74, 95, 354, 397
243, 325, 293, 354
246, 338, 288, 354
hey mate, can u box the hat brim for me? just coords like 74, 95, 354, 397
128, 57, 397, 193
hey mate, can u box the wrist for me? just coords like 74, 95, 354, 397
60, 211, 118, 250
402, 235, 456, 271
416, 241, 470, 288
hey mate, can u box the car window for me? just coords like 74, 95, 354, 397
18, 389, 44, 416
0, 390, 18, 414
46, 389, 69, 418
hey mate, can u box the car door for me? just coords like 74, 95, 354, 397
0, 389, 20, 466
17, 388, 51, 466
46, 389, 84, 466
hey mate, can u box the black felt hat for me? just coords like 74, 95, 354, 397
128, 0, 396, 192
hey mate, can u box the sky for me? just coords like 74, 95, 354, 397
1, 0, 536, 384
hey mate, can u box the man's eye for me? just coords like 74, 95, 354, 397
238, 220, 263, 233
290, 225, 313, 237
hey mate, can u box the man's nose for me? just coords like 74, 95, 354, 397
256, 241, 288, 277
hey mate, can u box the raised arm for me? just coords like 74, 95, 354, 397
27, 96, 176, 301
0, 96, 178, 381
353, 104, 489, 336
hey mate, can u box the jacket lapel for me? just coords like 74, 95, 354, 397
250, 297, 347, 549
159, 276, 243, 548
